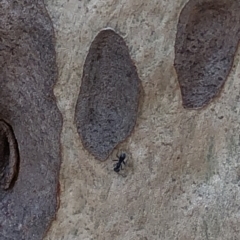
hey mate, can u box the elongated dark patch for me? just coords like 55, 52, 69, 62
174, 0, 240, 109
0, 120, 19, 190
75, 29, 140, 160
0, 1, 62, 239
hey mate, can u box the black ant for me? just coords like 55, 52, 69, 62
113, 153, 126, 173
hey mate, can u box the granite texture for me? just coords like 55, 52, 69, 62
44, 0, 240, 239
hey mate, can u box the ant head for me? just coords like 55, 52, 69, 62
120, 153, 126, 158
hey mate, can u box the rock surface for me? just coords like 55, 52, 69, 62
44, 0, 240, 239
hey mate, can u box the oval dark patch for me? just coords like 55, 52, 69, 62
0, 120, 19, 190
75, 29, 141, 160
174, 0, 240, 109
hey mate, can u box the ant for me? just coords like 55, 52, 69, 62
113, 153, 126, 173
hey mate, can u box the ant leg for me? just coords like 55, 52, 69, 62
122, 160, 126, 165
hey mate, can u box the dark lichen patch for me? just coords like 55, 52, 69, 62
0, 120, 19, 190
0, 1, 62, 239
174, 0, 240, 109
75, 29, 141, 160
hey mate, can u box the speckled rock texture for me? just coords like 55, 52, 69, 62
45, 0, 240, 239
0, 1, 62, 239
174, 0, 240, 109
75, 29, 141, 161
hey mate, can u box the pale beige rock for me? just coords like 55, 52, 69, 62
44, 0, 240, 239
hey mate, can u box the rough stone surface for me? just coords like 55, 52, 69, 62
45, 0, 240, 239
75, 29, 141, 161
174, 0, 240, 109
0, 1, 62, 239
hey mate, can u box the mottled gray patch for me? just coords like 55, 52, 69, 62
75, 29, 141, 160
174, 0, 240, 109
